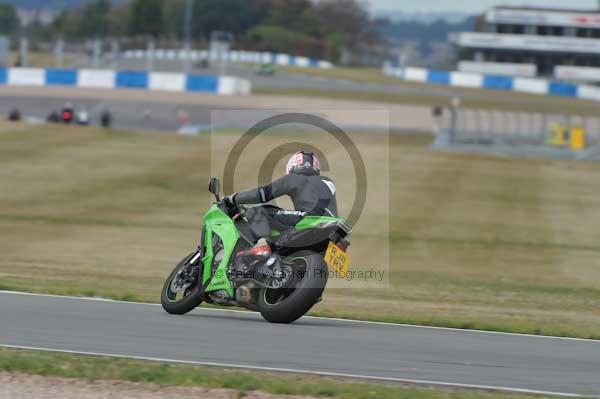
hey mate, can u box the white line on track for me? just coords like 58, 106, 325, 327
0, 344, 586, 398
2, 290, 599, 343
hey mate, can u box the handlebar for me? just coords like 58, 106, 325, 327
217, 200, 246, 220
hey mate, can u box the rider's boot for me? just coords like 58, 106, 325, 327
253, 238, 270, 251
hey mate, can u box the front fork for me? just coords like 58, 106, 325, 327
188, 249, 203, 265
188, 227, 207, 266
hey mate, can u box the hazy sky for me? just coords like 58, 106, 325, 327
368, 0, 599, 13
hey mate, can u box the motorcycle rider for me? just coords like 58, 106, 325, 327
223, 151, 337, 247
61, 102, 74, 124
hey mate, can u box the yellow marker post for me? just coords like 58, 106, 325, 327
570, 127, 586, 151
548, 124, 568, 147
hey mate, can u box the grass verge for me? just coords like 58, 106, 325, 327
265, 65, 600, 115
9, 51, 79, 69
275, 65, 397, 84
0, 347, 569, 399
255, 86, 600, 115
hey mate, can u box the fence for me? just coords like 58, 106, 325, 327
0, 67, 251, 95
434, 107, 600, 159
123, 49, 334, 69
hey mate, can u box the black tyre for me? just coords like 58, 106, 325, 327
257, 251, 328, 324
161, 253, 204, 315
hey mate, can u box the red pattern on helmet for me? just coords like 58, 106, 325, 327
312, 153, 320, 171
286, 152, 305, 175
286, 151, 320, 175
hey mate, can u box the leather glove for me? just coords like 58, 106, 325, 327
223, 193, 237, 208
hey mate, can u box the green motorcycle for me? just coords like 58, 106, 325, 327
161, 177, 352, 323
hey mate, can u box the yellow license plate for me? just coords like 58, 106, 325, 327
325, 241, 351, 275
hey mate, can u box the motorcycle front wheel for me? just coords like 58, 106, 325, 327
257, 250, 328, 324
161, 252, 204, 315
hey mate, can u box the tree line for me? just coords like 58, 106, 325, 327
4, 0, 381, 62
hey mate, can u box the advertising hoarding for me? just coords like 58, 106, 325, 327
454, 32, 600, 54
458, 60, 537, 77
486, 8, 600, 29
555, 65, 600, 81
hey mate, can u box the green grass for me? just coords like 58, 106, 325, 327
255, 86, 600, 115
9, 51, 79, 68
268, 65, 600, 114
275, 65, 398, 84
1, 122, 600, 339
0, 347, 572, 399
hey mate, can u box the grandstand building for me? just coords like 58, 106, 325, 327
451, 6, 600, 81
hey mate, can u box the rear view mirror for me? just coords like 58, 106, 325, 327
208, 177, 221, 201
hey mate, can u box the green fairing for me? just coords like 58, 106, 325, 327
199, 210, 348, 299
294, 215, 348, 230
201, 204, 238, 297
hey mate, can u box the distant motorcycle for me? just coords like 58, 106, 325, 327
8, 108, 21, 122
100, 110, 112, 128
256, 63, 276, 76
77, 110, 90, 126
61, 104, 74, 124
47, 111, 61, 123
161, 177, 352, 323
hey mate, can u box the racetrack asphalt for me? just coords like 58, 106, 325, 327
1, 291, 599, 397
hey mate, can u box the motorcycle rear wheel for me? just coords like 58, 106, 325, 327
257, 250, 328, 324
161, 253, 204, 315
